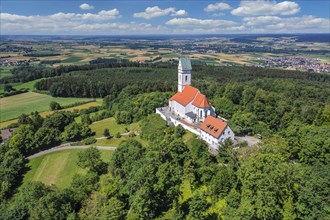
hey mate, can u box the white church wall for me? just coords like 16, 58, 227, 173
172, 101, 186, 118
170, 117, 200, 136
155, 108, 167, 121
184, 102, 194, 114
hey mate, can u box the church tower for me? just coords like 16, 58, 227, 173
178, 56, 192, 92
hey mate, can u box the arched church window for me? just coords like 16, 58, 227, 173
185, 75, 188, 82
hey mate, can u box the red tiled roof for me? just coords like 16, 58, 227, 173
200, 115, 227, 139
192, 93, 210, 108
1, 128, 17, 140
169, 85, 199, 106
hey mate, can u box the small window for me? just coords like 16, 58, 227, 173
185, 75, 188, 82
228, 131, 230, 134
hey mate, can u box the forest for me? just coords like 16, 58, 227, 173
0, 63, 329, 219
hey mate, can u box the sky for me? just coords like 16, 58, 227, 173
1, 0, 329, 35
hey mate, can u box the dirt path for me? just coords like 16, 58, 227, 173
27, 145, 117, 160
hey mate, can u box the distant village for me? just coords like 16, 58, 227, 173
257, 56, 330, 73
0, 59, 31, 66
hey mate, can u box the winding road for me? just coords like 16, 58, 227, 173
26, 131, 141, 160
27, 145, 117, 160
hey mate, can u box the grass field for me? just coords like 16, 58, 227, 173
0, 101, 101, 128
0, 92, 93, 122
14, 78, 44, 91
90, 117, 140, 137
0, 66, 14, 79
23, 149, 113, 189
89, 117, 149, 147
93, 135, 149, 147
0, 78, 45, 93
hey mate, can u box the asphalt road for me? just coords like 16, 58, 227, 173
27, 145, 117, 160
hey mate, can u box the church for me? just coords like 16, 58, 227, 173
157, 56, 235, 148
169, 56, 216, 123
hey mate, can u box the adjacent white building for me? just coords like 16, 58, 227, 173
200, 115, 235, 148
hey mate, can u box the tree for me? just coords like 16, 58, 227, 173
237, 153, 294, 219
4, 84, 14, 92
18, 113, 33, 126
189, 194, 208, 219
0, 148, 26, 201
33, 127, 61, 150
282, 196, 296, 220
77, 147, 107, 173
70, 172, 99, 203
103, 128, 110, 138
81, 114, 92, 125
63, 122, 81, 141
62, 122, 92, 141
30, 111, 44, 130
111, 139, 144, 178
43, 112, 75, 131
100, 197, 127, 220
8, 125, 35, 155
49, 101, 61, 110
78, 192, 108, 220
174, 125, 186, 138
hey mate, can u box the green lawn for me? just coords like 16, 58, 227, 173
93, 135, 149, 147
90, 117, 140, 137
0, 66, 14, 79
90, 117, 147, 147
14, 78, 44, 91
0, 92, 92, 122
0, 78, 45, 93
23, 149, 113, 189
61, 56, 84, 63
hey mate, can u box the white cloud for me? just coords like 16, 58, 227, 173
204, 3, 232, 12
231, 0, 300, 16
133, 6, 187, 19
2, 9, 120, 24
243, 15, 330, 33
80, 3, 94, 10
212, 13, 225, 17
0, 9, 127, 34
172, 10, 188, 16
166, 17, 237, 27
1, 9, 329, 34
243, 16, 282, 26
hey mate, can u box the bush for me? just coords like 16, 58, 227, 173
103, 128, 110, 137
129, 132, 135, 137
4, 84, 15, 92
83, 137, 97, 145
50, 101, 61, 110
238, 141, 248, 148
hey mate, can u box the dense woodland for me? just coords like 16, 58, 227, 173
0, 63, 329, 219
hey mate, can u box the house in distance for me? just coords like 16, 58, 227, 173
156, 56, 234, 149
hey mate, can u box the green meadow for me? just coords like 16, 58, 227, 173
0, 92, 92, 122
23, 149, 113, 189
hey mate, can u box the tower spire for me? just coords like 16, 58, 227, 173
178, 56, 192, 92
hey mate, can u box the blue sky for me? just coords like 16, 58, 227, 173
1, 0, 329, 35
